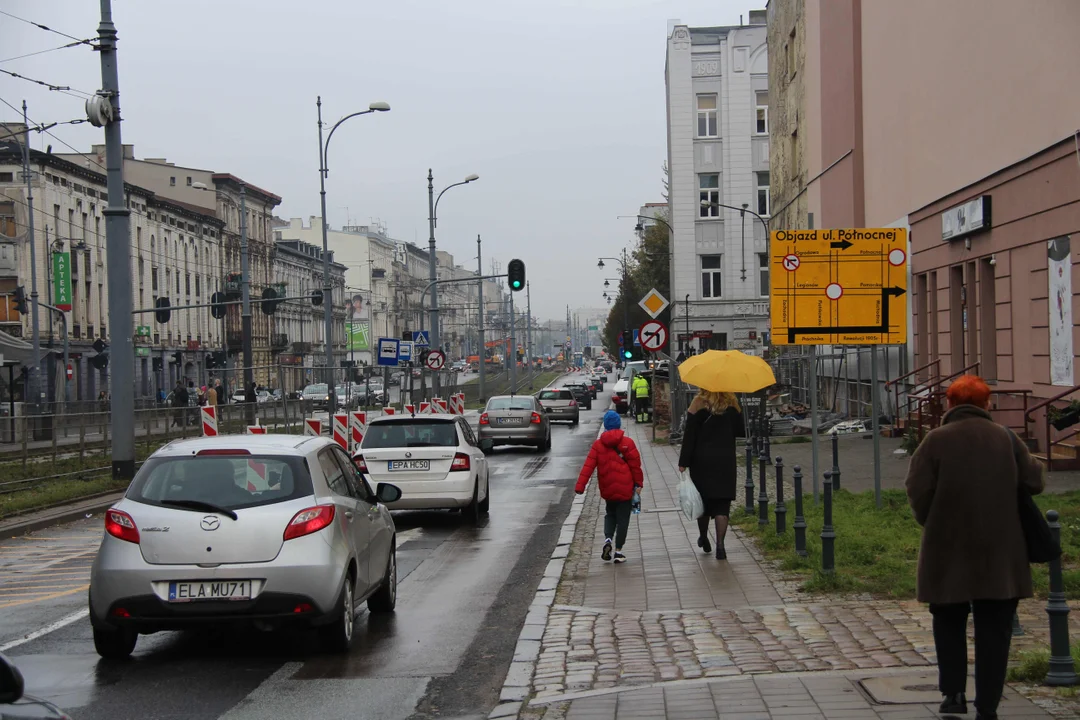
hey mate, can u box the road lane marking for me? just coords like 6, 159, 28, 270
0, 583, 88, 610
0, 608, 90, 652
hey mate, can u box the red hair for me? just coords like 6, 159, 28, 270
946, 375, 991, 408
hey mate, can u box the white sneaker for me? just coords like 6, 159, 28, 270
601, 539, 612, 561
613, 551, 626, 564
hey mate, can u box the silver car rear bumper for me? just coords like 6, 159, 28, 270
478, 423, 546, 445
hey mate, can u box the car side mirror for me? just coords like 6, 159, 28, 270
480, 439, 494, 452
0, 654, 25, 704
375, 482, 402, 504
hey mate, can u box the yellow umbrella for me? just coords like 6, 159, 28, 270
678, 350, 776, 393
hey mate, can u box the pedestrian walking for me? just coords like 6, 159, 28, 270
98, 390, 109, 413
905, 375, 1044, 720
170, 380, 188, 427
575, 410, 643, 564
678, 390, 744, 559
206, 383, 218, 407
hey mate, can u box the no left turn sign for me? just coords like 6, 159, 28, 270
638, 320, 668, 352
425, 350, 446, 371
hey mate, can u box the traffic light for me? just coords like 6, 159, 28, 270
12, 286, 26, 314
210, 291, 227, 320
621, 329, 633, 360
261, 287, 281, 315
152, 356, 163, 371
507, 259, 525, 292
172, 351, 183, 365
91, 339, 109, 369
311, 289, 324, 306
154, 297, 171, 324
205, 350, 226, 369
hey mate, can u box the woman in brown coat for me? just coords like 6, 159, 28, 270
905, 375, 1044, 720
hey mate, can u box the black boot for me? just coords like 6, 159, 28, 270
975, 713, 997, 720
939, 693, 967, 715
697, 535, 712, 554
716, 546, 727, 560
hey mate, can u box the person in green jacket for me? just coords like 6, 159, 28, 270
631, 374, 650, 423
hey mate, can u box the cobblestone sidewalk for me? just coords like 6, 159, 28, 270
491, 419, 1073, 719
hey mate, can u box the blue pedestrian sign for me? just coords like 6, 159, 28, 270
632, 329, 641, 347
377, 338, 400, 367
398, 341, 414, 363
412, 331, 430, 347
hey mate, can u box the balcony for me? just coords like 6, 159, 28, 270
292, 341, 312, 354
226, 330, 243, 348
271, 333, 288, 351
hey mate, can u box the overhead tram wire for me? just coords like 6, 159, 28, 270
0, 39, 98, 65
0, 67, 93, 97
0, 9, 99, 48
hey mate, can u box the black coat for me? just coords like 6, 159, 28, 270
678, 407, 744, 500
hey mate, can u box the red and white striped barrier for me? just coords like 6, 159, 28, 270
332, 413, 349, 450
304, 418, 323, 436
246, 421, 267, 435
383, 407, 396, 416
246, 458, 267, 491
451, 393, 464, 415
201, 406, 218, 436
404, 404, 415, 415
419, 401, 431, 415
435, 398, 448, 414
350, 411, 366, 446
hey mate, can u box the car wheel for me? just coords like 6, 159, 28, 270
319, 572, 356, 653
93, 624, 137, 660
478, 480, 490, 514
465, 482, 481, 526
367, 541, 397, 613
572, 417, 579, 426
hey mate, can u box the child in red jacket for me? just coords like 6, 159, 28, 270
575, 410, 644, 563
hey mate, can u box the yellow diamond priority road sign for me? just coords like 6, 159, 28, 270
770, 228, 908, 345
638, 288, 669, 319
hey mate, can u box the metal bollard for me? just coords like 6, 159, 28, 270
793, 465, 807, 556
745, 438, 755, 514
831, 432, 842, 490
774, 455, 787, 535
1045, 510, 1079, 686
821, 471, 835, 573
763, 422, 772, 464
758, 444, 769, 527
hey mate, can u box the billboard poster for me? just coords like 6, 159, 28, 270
345, 292, 371, 352
1048, 236, 1073, 386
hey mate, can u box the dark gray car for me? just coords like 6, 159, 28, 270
478, 395, 551, 451
537, 388, 579, 425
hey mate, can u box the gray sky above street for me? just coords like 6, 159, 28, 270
1, 0, 754, 320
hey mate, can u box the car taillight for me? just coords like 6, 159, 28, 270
479, 413, 489, 425
353, 454, 369, 473
531, 412, 542, 424
196, 448, 251, 456
569, 399, 576, 407
105, 509, 140, 544
451, 452, 470, 471
283, 505, 336, 541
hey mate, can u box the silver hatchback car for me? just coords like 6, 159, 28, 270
478, 394, 551, 451
88, 435, 401, 659
536, 388, 580, 425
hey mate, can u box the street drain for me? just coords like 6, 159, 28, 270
859, 674, 974, 705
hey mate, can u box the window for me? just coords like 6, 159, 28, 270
699, 174, 720, 217
696, 94, 717, 138
789, 129, 798, 179
758, 254, 770, 296
787, 27, 796, 79
169, 176, 176, 187
185, 176, 192, 187
755, 91, 769, 134
195, 275, 201, 297
185, 273, 191, 296
175, 270, 180, 294
0, 172, 12, 183
756, 171, 770, 216
701, 255, 722, 298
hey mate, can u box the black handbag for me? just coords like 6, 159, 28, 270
1008, 429, 1062, 563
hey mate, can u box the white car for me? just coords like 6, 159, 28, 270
354, 415, 491, 524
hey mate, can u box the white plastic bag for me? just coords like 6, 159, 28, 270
678, 471, 704, 521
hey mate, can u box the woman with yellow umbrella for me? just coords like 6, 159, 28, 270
677, 351, 775, 559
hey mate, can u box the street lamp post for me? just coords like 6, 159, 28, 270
426, 171, 479, 357
597, 249, 630, 357
316, 97, 389, 414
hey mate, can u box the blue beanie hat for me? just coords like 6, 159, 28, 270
603, 410, 621, 431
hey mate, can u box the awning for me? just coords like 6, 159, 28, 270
0, 330, 34, 366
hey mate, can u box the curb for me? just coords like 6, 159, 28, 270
0, 492, 121, 540
488, 419, 602, 719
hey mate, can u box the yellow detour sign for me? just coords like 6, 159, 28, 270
770, 228, 908, 345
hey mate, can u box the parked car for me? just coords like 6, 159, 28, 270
611, 362, 646, 415
302, 383, 331, 410
563, 382, 593, 411
478, 394, 552, 451
0, 652, 71, 719
388, 373, 401, 386
88, 435, 401, 658
354, 415, 490, 523
537, 388, 579, 425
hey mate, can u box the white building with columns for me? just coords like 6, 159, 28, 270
665, 13, 770, 355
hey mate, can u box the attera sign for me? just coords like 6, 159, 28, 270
941, 195, 991, 242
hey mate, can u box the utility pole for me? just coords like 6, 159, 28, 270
317, 98, 336, 413
509, 291, 516, 392
239, 184, 254, 424
95, 0, 134, 479
19, 102, 41, 414
477, 234, 485, 402
426, 170, 439, 358
526, 280, 533, 390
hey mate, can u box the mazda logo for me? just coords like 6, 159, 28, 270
405, 451, 412, 458
200, 516, 220, 531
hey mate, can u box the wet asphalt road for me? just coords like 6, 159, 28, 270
0, 375, 608, 720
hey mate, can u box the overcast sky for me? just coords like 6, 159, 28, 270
1, 0, 754, 320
